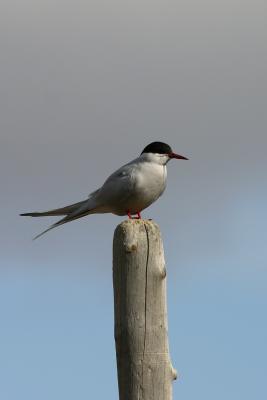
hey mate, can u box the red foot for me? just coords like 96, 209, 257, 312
127, 210, 142, 219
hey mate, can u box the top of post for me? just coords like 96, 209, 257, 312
114, 219, 161, 236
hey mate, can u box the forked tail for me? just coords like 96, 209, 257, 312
20, 199, 97, 240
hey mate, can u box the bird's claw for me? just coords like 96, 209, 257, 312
127, 210, 142, 219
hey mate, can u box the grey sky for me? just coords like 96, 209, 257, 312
0, 1, 266, 399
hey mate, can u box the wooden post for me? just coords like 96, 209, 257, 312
113, 220, 177, 400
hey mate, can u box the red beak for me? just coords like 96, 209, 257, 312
169, 152, 188, 160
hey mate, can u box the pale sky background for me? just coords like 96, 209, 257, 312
0, 0, 267, 399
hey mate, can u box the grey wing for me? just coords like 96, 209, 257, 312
96, 163, 137, 206
87, 171, 130, 202
88, 188, 101, 198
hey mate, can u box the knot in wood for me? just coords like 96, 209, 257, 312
125, 243, 138, 253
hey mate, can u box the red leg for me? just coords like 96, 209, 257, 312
137, 211, 142, 219
127, 210, 132, 219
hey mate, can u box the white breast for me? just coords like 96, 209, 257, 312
97, 153, 168, 216
127, 161, 167, 212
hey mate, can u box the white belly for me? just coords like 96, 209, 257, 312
113, 163, 167, 215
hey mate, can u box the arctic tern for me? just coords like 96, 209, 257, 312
20, 141, 188, 239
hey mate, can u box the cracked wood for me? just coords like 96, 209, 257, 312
113, 220, 177, 400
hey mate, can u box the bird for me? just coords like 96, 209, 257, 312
20, 141, 188, 239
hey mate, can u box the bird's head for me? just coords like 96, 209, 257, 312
141, 141, 188, 165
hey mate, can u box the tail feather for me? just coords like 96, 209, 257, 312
21, 198, 101, 239
33, 209, 92, 240
20, 200, 87, 217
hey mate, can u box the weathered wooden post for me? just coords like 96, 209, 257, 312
113, 219, 177, 400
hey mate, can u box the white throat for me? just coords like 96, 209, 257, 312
140, 153, 170, 165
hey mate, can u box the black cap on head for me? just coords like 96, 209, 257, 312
141, 141, 172, 155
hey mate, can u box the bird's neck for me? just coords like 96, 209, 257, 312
139, 153, 169, 166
